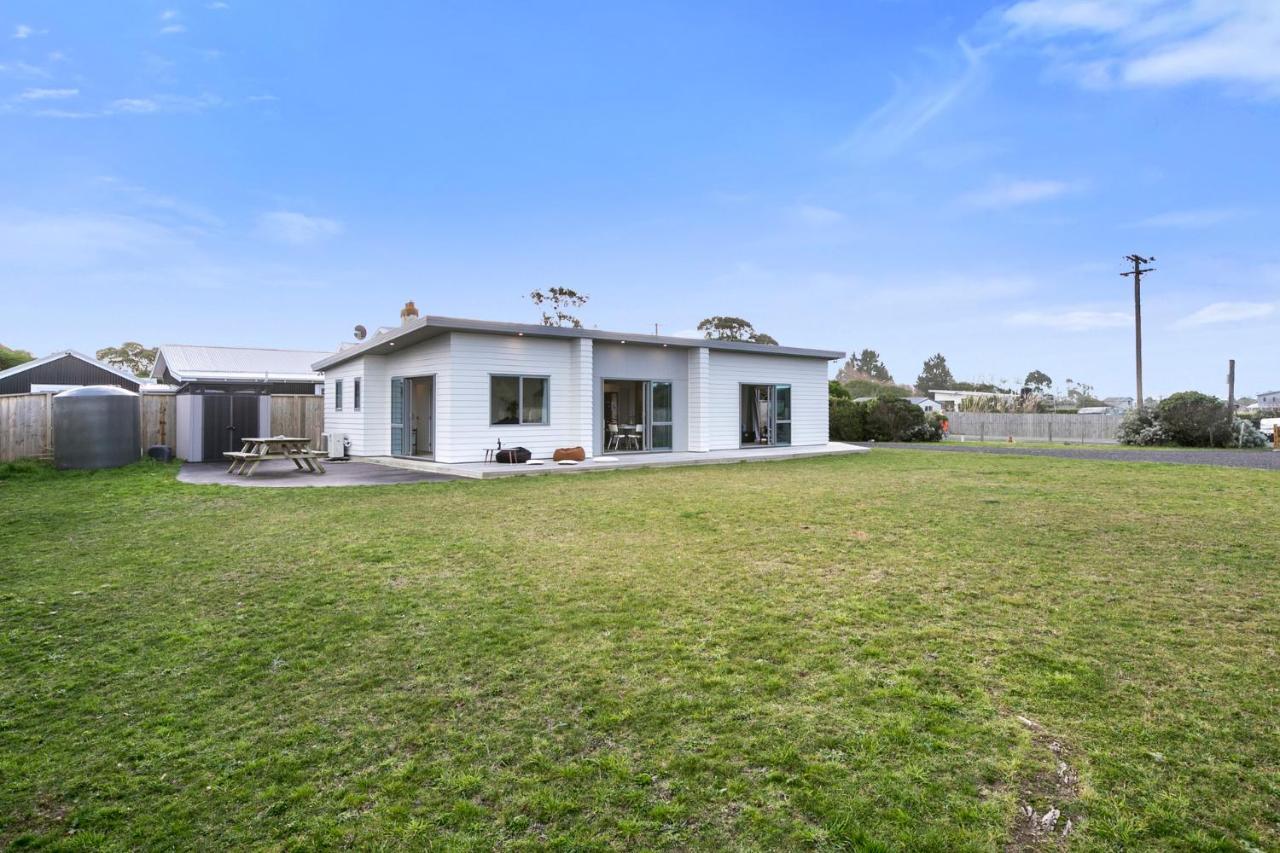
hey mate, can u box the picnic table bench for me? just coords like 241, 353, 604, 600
225, 436, 326, 477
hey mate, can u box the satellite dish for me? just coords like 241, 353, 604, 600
353, 324, 367, 340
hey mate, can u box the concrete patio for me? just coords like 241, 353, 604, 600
178, 460, 458, 487
365, 442, 868, 479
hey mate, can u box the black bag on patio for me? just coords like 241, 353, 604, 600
495, 446, 531, 464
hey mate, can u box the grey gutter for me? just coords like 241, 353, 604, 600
313, 314, 844, 371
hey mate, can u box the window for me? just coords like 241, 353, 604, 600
490, 375, 548, 425
335, 379, 343, 411
353, 378, 362, 411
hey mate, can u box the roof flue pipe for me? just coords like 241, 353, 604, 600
400, 300, 419, 326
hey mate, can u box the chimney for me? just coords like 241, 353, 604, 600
400, 300, 419, 326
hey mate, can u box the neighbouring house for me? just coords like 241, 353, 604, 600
852, 395, 942, 414
1102, 396, 1134, 413
151, 344, 331, 462
0, 350, 140, 395
927, 389, 1014, 412
1257, 390, 1280, 409
313, 312, 842, 463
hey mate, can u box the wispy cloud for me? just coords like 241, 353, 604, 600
256, 211, 343, 245
12, 24, 45, 39
1173, 301, 1275, 328
961, 178, 1079, 209
160, 24, 187, 35
838, 38, 986, 159
95, 176, 224, 229
787, 203, 846, 227
1007, 309, 1130, 331
207, 1, 230, 9
0, 60, 50, 79
16, 87, 78, 101
1132, 208, 1241, 228
158, 9, 186, 34
1003, 0, 1280, 97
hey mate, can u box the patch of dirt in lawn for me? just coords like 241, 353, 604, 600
1004, 713, 1083, 851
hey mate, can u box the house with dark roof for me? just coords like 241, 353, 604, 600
0, 350, 139, 395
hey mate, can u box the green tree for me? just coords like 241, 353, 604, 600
1023, 370, 1052, 393
915, 353, 955, 394
95, 342, 156, 377
0, 344, 35, 371
837, 348, 893, 383
828, 379, 851, 400
696, 316, 777, 345
1157, 391, 1229, 446
528, 287, 589, 328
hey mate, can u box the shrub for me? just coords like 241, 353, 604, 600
863, 396, 926, 442
1157, 391, 1228, 447
829, 397, 867, 442
1117, 409, 1170, 446
1231, 422, 1270, 448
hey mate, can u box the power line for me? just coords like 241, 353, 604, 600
1121, 254, 1155, 411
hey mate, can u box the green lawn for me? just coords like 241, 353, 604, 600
1, 453, 1277, 851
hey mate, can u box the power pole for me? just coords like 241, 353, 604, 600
1227, 357, 1236, 418
1121, 255, 1155, 410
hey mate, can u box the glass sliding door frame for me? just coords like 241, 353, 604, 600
602, 378, 674, 453
390, 375, 436, 458
739, 383, 792, 448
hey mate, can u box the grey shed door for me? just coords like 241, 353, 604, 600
201, 394, 260, 460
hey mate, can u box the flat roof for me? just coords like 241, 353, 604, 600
313, 315, 844, 370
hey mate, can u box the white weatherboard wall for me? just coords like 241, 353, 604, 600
381, 336, 451, 457
592, 342, 689, 454
322, 358, 368, 455
444, 332, 589, 462
687, 347, 710, 452
706, 350, 829, 450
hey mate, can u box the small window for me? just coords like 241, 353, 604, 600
334, 379, 343, 411
490, 375, 548, 425
353, 378, 362, 411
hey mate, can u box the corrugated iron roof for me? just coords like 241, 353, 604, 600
0, 350, 139, 384
154, 344, 331, 383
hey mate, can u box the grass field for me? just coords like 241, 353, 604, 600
1, 452, 1277, 850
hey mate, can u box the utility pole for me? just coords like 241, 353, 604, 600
1227, 357, 1236, 419
1121, 255, 1155, 410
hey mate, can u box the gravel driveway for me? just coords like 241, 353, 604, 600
871, 442, 1280, 470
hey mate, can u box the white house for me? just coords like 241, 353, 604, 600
313, 314, 842, 463
1257, 390, 1280, 409
852, 395, 942, 413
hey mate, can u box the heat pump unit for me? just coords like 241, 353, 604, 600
324, 432, 348, 460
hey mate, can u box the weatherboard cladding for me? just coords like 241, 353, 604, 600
0, 352, 140, 395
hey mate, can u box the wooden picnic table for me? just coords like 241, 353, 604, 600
224, 436, 327, 477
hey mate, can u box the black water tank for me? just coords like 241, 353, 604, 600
53, 386, 141, 470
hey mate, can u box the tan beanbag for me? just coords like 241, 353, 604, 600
553, 446, 586, 462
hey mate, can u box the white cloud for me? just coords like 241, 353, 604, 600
1007, 309, 1130, 331
962, 178, 1078, 208
838, 38, 986, 159
208, 1, 230, 8
1132, 208, 1240, 228
16, 87, 78, 100
256, 211, 342, 245
110, 98, 160, 114
12, 24, 41, 39
160, 24, 187, 35
1173, 301, 1275, 328
160, 9, 180, 20
1003, 0, 1280, 96
788, 204, 846, 227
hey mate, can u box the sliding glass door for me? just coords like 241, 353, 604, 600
740, 383, 792, 447
649, 382, 673, 450
602, 378, 674, 452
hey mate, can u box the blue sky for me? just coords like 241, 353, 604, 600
2, 0, 1278, 397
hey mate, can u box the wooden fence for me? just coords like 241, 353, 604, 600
269, 395, 325, 450
945, 411, 1125, 443
0, 392, 323, 463
0, 393, 54, 462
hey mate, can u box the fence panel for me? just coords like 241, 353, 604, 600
141, 393, 176, 452
270, 395, 324, 448
946, 412, 1124, 443
0, 393, 54, 461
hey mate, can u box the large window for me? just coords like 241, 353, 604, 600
490, 375, 548, 425
334, 379, 343, 411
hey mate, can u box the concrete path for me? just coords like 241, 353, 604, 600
872, 442, 1280, 471
178, 461, 458, 487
